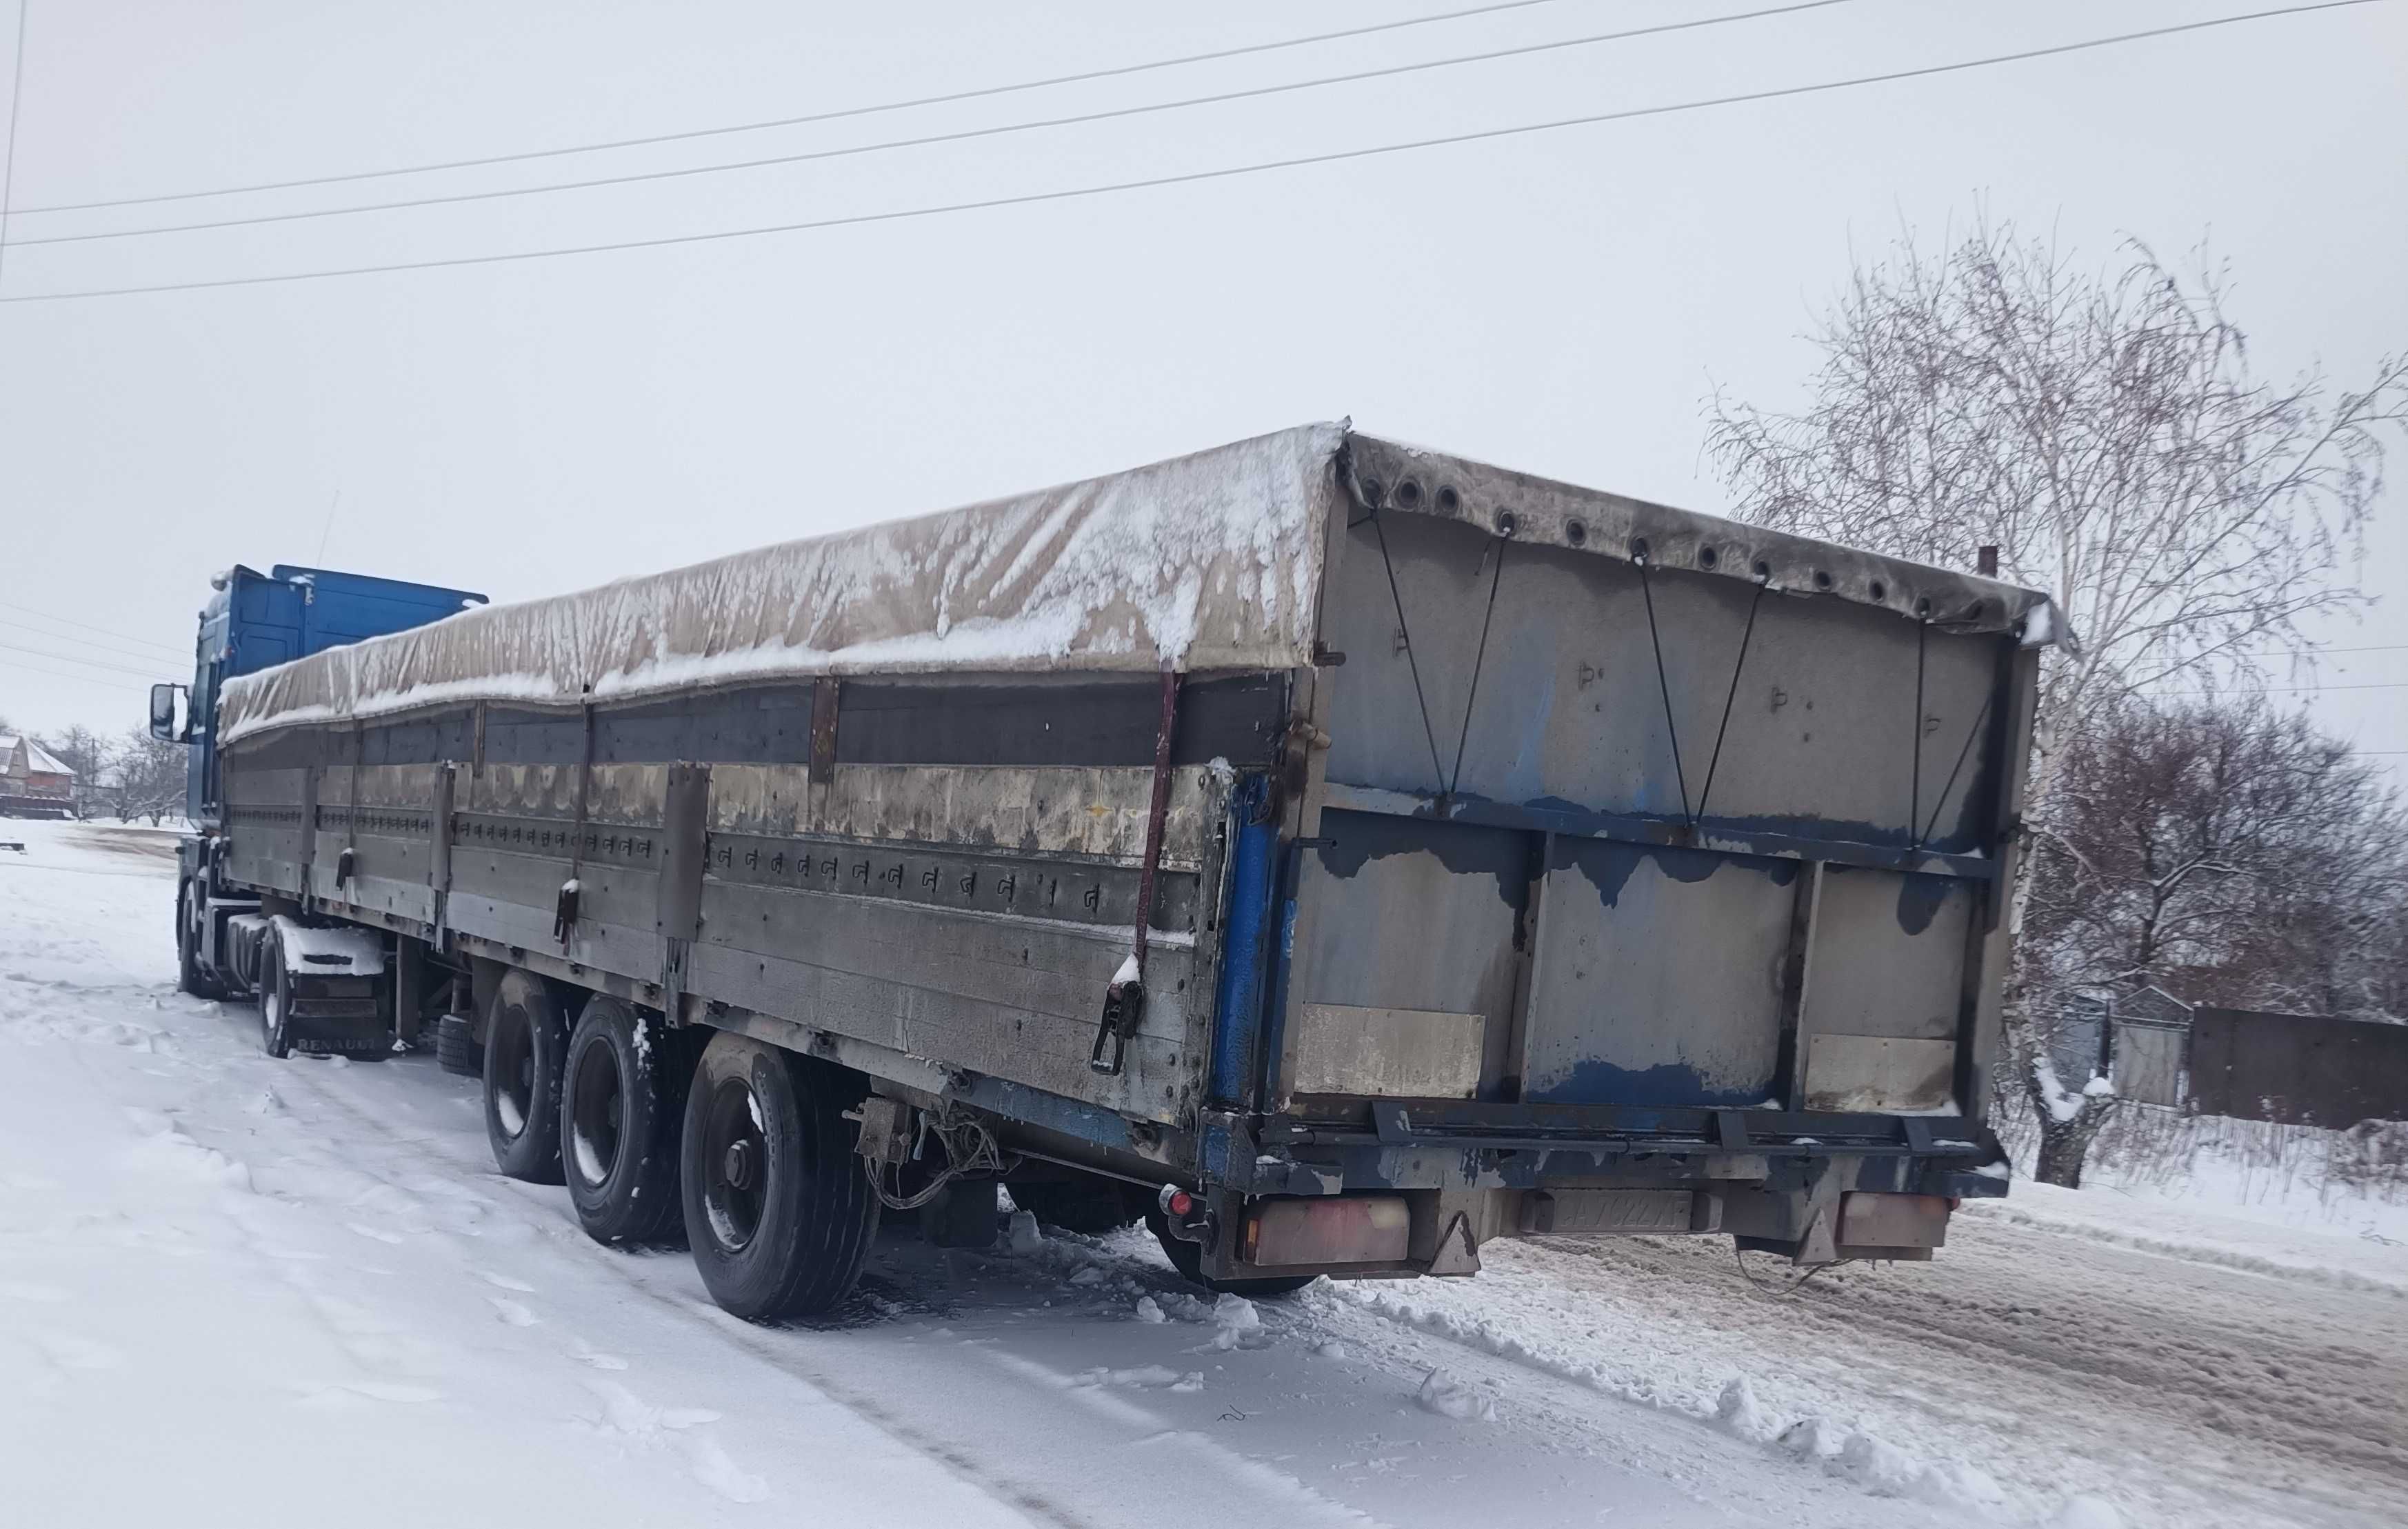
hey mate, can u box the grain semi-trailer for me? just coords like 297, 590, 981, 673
155, 423, 2052, 1317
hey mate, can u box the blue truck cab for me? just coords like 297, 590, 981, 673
157, 564, 486, 823
151, 564, 483, 996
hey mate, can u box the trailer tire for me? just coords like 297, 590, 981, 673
435, 1013, 483, 1077
258, 930, 294, 1059
482, 971, 566, 1184
1009, 1177, 1145, 1235
681, 1033, 879, 1321
1145, 1203, 1314, 1299
561, 997, 686, 1247
177, 881, 227, 1001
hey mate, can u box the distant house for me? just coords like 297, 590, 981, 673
0, 733, 77, 819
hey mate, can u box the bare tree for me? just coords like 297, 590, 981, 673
36, 724, 116, 818
112, 727, 187, 826
1705, 218, 2407, 1184
2020, 698, 2405, 1182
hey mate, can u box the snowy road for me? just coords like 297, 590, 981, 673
4, 820, 2402, 1528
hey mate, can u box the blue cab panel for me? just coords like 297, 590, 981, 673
185, 564, 485, 822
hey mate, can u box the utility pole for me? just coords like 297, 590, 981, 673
0, 1, 28, 293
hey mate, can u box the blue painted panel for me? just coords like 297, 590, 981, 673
1207, 776, 1276, 1106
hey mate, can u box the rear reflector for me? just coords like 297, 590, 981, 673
1836, 1192, 1951, 1250
1243, 1197, 1410, 1268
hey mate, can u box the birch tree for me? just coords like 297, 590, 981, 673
1703, 219, 2407, 1184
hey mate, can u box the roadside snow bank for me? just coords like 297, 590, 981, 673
1960, 1181, 2408, 1299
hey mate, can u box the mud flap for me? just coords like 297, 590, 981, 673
1427, 1211, 1481, 1277
1794, 1163, 1845, 1266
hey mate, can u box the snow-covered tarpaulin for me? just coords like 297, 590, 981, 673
217, 421, 2059, 746
219, 423, 1345, 745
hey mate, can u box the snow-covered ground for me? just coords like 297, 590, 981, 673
4, 817, 2402, 1528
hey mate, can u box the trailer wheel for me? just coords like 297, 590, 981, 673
257, 930, 294, 1059
561, 997, 686, 1247
482, 971, 566, 1184
176, 881, 227, 1001
681, 1033, 879, 1320
1145, 1203, 1314, 1299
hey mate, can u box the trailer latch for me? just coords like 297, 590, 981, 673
1088, 977, 1146, 1075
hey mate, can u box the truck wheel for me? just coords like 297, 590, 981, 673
681, 1033, 879, 1321
561, 997, 685, 1247
258, 930, 294, 1059
435, 1013, 484, 1077
1010, 1177, 1145, 1235
482, 971, 566, 1184
177, 882, 227, 1001
1145, 1203, 1314, 1299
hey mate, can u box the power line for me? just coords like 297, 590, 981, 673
0, 656, 151, 694
1, 603, 188, 656
6, 0, 1597, 216
0, 616, 185, 666
2154, 680, 2408, 694
0, 1, 2371, 306
0, 638, 170, 678
0, 0, 27, 288
6, 2, 1856, 249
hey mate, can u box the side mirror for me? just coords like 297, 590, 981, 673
148, 683, 188, 743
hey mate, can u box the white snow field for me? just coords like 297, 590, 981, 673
4, 819, 2402, 1528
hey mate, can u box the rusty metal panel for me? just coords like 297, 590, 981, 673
1291, 1004, 1487, 1099
708, 761, 1219, 868
1291, 812, 1525, 1099
1803, 1034, 1956, 1113
1520, 1188, 1703, 1235
1341, 432, 2052, 639
1317, 510, 2004, 853
1800, 867, 1974, 1042
685, 879, 1196, 1123
1521, 840, 1794, 1106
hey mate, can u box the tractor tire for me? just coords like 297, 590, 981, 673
257, 929, 294, 1059
177, 881, 228, 1001
435, 1013, 483, 1077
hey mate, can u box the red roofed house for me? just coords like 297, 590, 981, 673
0, 733, 77, 819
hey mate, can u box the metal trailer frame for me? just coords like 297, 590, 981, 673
189, 426, 2049, 1285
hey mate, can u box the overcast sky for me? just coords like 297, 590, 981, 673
2, 0, 2402, 768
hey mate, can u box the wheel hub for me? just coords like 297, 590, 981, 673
723, 1138, 755, 1190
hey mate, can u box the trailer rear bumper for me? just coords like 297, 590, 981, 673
1185, 1103, 2003, 1281
1204, 1103, 2007, 1197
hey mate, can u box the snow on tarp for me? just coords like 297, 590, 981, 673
219, 423, 1345, 746
217, 421, 2062, 746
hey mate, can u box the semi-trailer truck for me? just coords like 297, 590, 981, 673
151, 423, 2049, 1317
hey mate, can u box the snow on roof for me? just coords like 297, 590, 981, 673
1, 734, 76, 777
217, 422, 2060, 746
